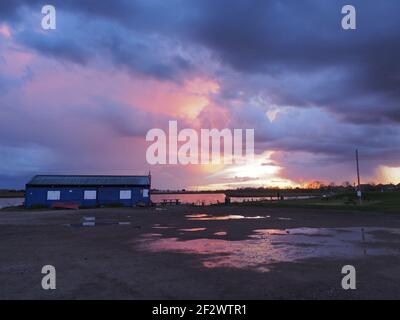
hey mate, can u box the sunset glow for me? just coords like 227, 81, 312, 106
2, 1, 400, 304
379, 166, 400, 185
0, 2, 399, 190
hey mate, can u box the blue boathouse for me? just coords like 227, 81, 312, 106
25, 175, 151, 208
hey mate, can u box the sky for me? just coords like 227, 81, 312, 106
0, 0, 400, 189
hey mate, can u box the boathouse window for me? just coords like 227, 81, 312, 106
47, 190, 60, 200
142, 189, 149, 197
120, 190, 131, 200
84, 190, 97, 200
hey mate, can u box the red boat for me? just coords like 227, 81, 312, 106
52, 202, 79, 210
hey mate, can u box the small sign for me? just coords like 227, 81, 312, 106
357, 190, 362, 198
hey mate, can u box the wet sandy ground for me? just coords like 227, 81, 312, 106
0, 205, 400, 299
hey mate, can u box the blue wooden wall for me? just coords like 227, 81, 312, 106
25, 186, 150, 208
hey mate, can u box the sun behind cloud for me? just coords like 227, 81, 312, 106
378, 166, 400, 184
191, 151, 299, 190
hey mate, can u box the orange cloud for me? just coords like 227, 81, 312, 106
120, 77, 219, 120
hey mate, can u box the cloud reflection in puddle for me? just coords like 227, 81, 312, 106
136, 227, 400, 272
179, 228, 207, 232
214, 231, 228, 236
186, 214, 267, 221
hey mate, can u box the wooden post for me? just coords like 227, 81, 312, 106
356, 149, 362, 205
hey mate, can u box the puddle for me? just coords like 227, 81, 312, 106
66, 216, 133, 228
82, 221, 95, 227
152, 225, 174, 229
386, 229, 400, 236
214, 231, 227, 236
68, 221, 132, 227
259, 229, 289, 236
187, 214, 266, 221
254, 228, 332, 237
179, 228, 207, 232
186, 214, 209, 218
136, 227, 400, 272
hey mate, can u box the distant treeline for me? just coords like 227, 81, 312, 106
152, 183, 400, 197
227, 183, 400, 197
225, 188, 322, 197
151, 190, 225, 194
0, 190, 25, 198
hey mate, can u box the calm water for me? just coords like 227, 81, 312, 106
152, 193, 315, 205
0, 198, 24, 209
0, 194, 314, 209
0, 195, 225, 208
151, 193, 225, 205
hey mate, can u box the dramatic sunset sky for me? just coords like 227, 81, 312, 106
1, 0, 400, 189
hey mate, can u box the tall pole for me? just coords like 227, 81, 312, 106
356, 149, 362, 204
148, 171, 152, 188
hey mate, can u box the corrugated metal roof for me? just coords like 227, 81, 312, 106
27, 175, 150, 186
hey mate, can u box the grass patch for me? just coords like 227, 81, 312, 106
235, 191, 400, 213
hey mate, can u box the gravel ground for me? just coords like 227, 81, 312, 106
1, 205, 400, 299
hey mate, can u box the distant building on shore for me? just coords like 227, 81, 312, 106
25, 175, 151, 208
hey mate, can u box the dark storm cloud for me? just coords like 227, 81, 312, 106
6, 0, 400, 122
13, 16, 196, 82
3, 0, 400, 122
0, 0, 39, 19
226, 102, 400, 173
2, 0, 196, 82
183, 0, 400, 124
17, 31, 90, 65
99, 32, 195, 82
2, 0, 400, 187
